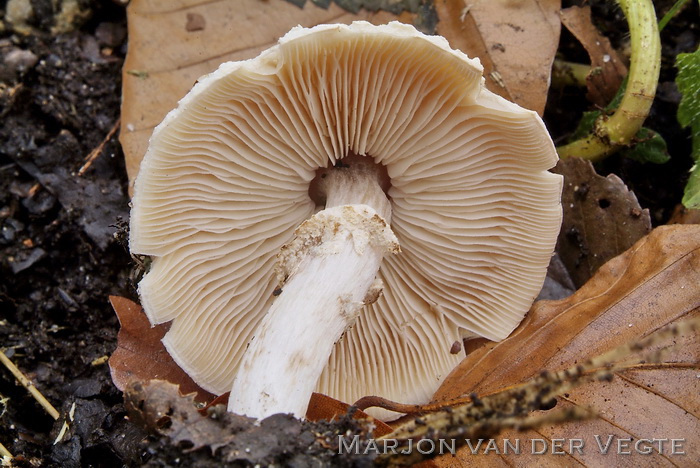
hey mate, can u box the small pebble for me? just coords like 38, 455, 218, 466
5, 48, 39, 74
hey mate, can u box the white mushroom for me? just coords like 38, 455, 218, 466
130, 21, 563, 420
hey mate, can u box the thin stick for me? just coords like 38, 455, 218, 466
77, 117, 121, 176
0, 441, 12, 460
0, 351, 59, 420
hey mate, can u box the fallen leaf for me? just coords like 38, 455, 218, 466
537, 252, 576, 301
124, 380, 249, 451
560, 5, 627, 107
119, 0, 402, 192
124, 379, 380, 466
668, 204, 700, 225
108, 296, 215, 403
553, 157, 652, 287
372, 317, 698, 466
431, 224, 700, 465
434, 0, 561, 115
307, 393, 394, 436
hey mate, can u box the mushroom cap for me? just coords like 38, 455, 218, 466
130, 21, 562, 412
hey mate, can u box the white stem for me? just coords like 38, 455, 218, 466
228, 161, 398, 419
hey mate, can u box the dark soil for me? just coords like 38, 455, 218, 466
0, 0, 696, 466
0, 1, 136, 466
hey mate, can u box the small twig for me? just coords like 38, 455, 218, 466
612, 361, 698, 371
0, 350, 59, 420
356, 350, 698, 416
373, 316, 699, 466
375, 407, 592, 467
77, 117, 121, 176
354, 395, 471, 414
0, 441, 12, 461
27, 182, 41, 197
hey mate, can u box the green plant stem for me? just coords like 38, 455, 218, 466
557, 0, 661, 162
658, 0, 691, 32
552, 59, 591, 88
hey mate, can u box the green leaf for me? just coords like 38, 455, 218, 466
676, 48, 700, 208
682, 164, 700, 209
620, 127, 670, 164
569, 110, 600, 142
676, 49, 700, 161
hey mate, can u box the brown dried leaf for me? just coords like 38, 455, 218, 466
307, 393, 394, 436
432, 225, 700, 466
120, 0, 401, 192
434, 0, 561, 115
668, 204, 700, 225
553, 157, 652, 287
124, 379, 380, 465
108, 296, 215, 402
538, 252, 576, 301
560, 5, 627, 107
124, 380, 249, 451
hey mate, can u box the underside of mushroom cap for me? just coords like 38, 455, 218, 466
130, 21, 562, 415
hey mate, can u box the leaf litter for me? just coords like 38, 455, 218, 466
433, 0, 560, 114
124, 380, 379, 467
118, 310, 699, 466
430, 224, 700, 466
109, 222, 699, 465
560, 5, 628, 107
552, 157, 652, 288
109, 296, 215, 403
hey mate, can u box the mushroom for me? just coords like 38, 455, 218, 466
130, 21, 562, 420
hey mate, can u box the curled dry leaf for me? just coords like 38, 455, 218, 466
431, 225, 700, 466
108, 295, 215, 402
124, 380, 249, 451
123, 379, 380, 466
434, 0, 560, 115
560, 5, 628, 107
553, 157, 652, 288
119, 0, 402, 192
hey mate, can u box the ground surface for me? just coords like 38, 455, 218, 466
0, 0, 696, 466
